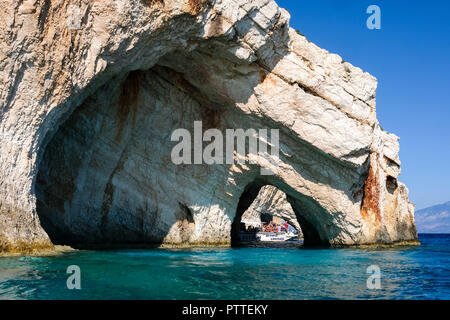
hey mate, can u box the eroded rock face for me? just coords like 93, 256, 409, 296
0, 0, 418, 251
241, 186, 303, 238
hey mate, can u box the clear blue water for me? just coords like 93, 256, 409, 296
0, 234, 449, 300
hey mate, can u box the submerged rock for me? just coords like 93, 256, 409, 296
0, 0, 417, 252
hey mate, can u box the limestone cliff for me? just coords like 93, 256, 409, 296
0, 0, 418, 252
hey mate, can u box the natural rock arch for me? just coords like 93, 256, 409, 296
0, 0, 418, 252
231, 180, 328, 246
240, 185, 304, 238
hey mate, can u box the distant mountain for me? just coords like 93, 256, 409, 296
415, 201, 450, 233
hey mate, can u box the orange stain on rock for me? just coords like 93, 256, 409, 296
260, 73, 277, 94
360, 163, 382, 224
187, 0, 207, 15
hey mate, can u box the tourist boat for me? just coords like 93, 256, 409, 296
255, 230, 298, 242
239, 223, 298, 242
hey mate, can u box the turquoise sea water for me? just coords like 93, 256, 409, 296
0, 234, 449, 300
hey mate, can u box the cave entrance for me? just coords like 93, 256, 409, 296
238, 186, 303, 245
231, 180, 328, 247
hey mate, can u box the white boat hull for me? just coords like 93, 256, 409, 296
255, 232, 297, 242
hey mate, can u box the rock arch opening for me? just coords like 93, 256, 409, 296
239, 185, 304, 242
231, 180, 330, 247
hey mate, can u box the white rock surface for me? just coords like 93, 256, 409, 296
0, 0, 418, 252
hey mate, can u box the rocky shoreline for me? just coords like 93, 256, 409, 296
0, 240, 422, 257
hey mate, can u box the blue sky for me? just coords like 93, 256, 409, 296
277, 0, 450, 209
